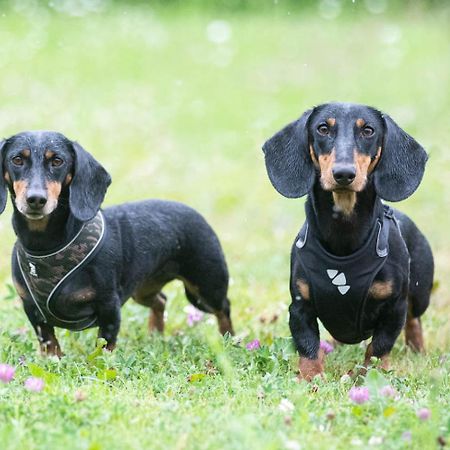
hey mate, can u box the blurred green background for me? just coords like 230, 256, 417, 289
0, 1, 449, 449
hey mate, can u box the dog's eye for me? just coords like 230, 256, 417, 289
51, 157, 64, 167
12, 156, 24, 166
362, 126, 374, 137
317, 124, 329, 136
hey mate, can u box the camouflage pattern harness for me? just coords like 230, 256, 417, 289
15, 211, 105, 330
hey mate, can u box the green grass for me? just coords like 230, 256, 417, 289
0, 3, 449, 449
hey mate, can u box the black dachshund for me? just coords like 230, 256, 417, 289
0, 131, 233, 356
263, 103, 433, 380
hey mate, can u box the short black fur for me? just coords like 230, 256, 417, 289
1, 131, 233, 355
263, 103, 434, 378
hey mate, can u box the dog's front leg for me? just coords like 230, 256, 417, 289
22, 301, 63, 357
289, 299, 323, 381
97, 298, 121, 351
363, 297, 407, 371
36, 323, 63, 357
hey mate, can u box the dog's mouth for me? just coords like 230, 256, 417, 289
24, 212, 46, 220
320, 180, 357, 193
321, 177, 368, 194
331, 185, 356, 193
17, 204, 56, 221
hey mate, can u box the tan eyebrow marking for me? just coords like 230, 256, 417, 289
356, 118, 365, 128
21, 149, 31, 157
45, 150, 55, 159
326, 118, 336, 126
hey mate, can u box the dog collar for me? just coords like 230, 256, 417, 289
15, 211, 105, 330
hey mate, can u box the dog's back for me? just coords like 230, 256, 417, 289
102, 199, 228, 301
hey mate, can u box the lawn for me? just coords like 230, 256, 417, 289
0, 2, 449, 449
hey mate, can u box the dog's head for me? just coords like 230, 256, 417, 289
263, 103, 428, 214
0, 131, 111, 223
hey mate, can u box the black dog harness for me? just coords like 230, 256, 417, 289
295, 206, 397, 344
15, 211, 105, 331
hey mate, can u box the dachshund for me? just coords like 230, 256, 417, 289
0, 131, 234, 356
263, 102, 433, 380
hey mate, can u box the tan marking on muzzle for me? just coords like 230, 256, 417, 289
329, 149, 372, 216
353, 150, 372, 191
318, 149, 336, 190
46, 181, 62, 203
326, 118, 336, 127
13, 180, 28, 205
369, 280, 393, 300
296, 279, 310, 300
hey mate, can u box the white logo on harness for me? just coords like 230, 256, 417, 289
326, 269, 350, 295
28, 262, 38, 278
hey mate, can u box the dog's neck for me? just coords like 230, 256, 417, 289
306, 179, 383, 256
12, 190, 83, 253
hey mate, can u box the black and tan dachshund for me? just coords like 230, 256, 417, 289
0, 131, 233, 356
263, 102, 433, 380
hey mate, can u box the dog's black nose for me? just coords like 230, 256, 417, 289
26, 193, 47, 210
332, 166, 356, 186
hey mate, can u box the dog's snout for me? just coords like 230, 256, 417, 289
332, 165, 356, 186
26, 192, 48, 210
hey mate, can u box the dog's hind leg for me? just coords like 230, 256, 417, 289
404, 266, 432, 353
183, 280, 234, 336
405, 312, 424, 353
133, 290, 167, 333
148, 292, 167, 333
404, 265, 432, 353
177, 228, 234, 336
399, 215, 433, 353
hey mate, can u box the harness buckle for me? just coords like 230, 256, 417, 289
383, 205, 394, 219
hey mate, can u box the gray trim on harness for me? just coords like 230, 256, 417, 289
296, 223, 308, 249
18, 256, 47, 322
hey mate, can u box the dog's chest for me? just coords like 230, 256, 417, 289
14, 212, 105, 330
295, 210, 393, 344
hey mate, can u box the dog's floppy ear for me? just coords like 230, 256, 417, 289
374, 115, 428, 202
69, 141, 111, 221
0, 140, 8, 214
262, 109, 315, 198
